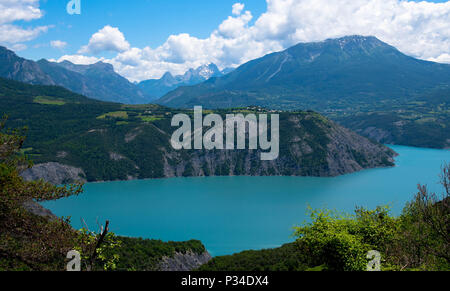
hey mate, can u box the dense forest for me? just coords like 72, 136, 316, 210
333, 88, 450, 149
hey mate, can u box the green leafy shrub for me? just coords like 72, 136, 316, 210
294, 209, 370, 271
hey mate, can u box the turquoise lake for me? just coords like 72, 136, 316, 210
43, 145, 450, 256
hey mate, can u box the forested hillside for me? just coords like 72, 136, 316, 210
0, 78, 396, 182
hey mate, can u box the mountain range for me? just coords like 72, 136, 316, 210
0, 46, 230, 104
157, 36, 450, 111
154, 36, 450, 149
0, 46, 151, 104
3, 36, 449, 110
137, 63, 228, 98
1, 36, 449, 148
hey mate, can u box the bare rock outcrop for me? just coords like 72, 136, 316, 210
22, 200, 57, 219
20, 162, 86, 185
158, 251, 212, 271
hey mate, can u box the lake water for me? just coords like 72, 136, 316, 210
43, 145, 450, 256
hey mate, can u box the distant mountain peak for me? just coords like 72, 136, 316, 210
287, 35, 387, 51
138, 63, 224, 98
183, 63, 221, 81
90, 61, 115, 72
0, 46, 11, 53
196, 63, 221, 79
0, 46, 22, 59
0, 46, 55, 86
331, 35, 379, 41
332, 35, 386, 47
282, 35, 397, 64
337, 35, 391, 50
162, 71, 174, 80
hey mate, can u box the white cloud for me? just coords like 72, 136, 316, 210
251, 0, 450, 62
9, 43, 27, 51
79, 25, 130, 54
50, 40, 68, 50
218, 10, 253, 39
428, 54, 450, 63
0, 0, 42, 24
0, 24, 48, 43
232, 3, 245, 16
53, 54, 103, 65
113, 47, 143, 66
0, 0, 48, 46
67, 0, 450, 82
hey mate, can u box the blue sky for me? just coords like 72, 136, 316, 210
21, 0, 267, 60
2, 0, 449, 81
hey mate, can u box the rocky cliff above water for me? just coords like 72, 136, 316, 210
156, 113, 397, 179
20, 162, 86, 184
20, 111, 396, 182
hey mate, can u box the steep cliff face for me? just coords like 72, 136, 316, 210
0, 47, 54, 85
157, 113, 396, 179
158, 251, 212, 271
20, 162, 86, 184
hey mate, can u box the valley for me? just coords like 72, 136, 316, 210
1, 34, 449, 272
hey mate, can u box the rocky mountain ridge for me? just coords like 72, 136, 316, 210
138, 63, 225, 99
